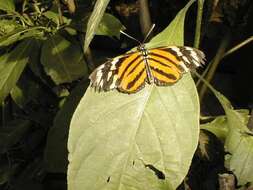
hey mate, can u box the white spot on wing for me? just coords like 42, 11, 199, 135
182, 56, 190, 64
180, 62, 189, 72
185, 47, 192, 51
96, 70, 103, 82
190, 51, 199, 61
107, 71, 112, 81
109, 76, 117, 89
111, 59, 118, 70
192, 59, 200, 67
171, 47, 183, 56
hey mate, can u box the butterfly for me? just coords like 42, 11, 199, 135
89, 43, 205, 94
89, 25, 205, 94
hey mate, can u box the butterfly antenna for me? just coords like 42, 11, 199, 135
143, 24, 155, 43
120, 30, 142, 45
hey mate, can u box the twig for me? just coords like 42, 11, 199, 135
198, 31, 231, 103
219, 173, 235, 190
139, 0, 152, 38
222, 36, 253, 59
194, 0, 205, 48
247, 109, 253, 132
196, 36, 253, 88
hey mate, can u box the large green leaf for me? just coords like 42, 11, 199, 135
208, 88, 253, 185
41, 34, 88, 85
0, 40, 33, 103
83, 0, 110, 52
68, 0, 199, 190
0, 0, 15, 12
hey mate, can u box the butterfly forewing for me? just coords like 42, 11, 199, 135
89, 45, 205, 93
89, 52, 147, 93
147, 48, 184, 86
117, 52, 147, 93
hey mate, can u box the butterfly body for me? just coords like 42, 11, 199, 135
89, 45, 205, 94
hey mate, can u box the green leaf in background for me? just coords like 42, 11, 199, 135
41, 34, 88, 85
82, 13, 125, 39
68, 0, 199, 190
44, 79, 89, 173
0, 39, 34, 103
95, 13, 125, 38
200, 115, 229, 142
0, 19, 19, 35
43, 10, 71, 26
0, 27, 44, 47
210, 89, 253, 185
0, 163, 18, 185
84, 0, 110, 52
10, 74, 41, 109
0, 0, 15, 12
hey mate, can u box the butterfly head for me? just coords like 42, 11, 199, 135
137, 44, 146, 51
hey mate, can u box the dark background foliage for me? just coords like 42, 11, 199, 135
0, 0, 252, 190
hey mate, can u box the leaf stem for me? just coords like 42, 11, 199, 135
196, 36, 253, 88
194, 0, 204, 48
198, 31, 231, 103
222, 36, 253, 59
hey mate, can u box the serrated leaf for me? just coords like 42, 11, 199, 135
0, 0, 15, 12
0, 40, 33, 103
84, 0, 110, 52
68, 0, 198, 190
41, 34, 88, 85
210, 89, 253, 185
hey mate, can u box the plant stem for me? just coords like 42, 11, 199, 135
222, 36, 253, 58
194, 0, 204, 48
79, 35, 95, 72
196, 35, 253, 88
247, 109, 253, 132
139, 0, 152, 38
198, 31, 231, 103
218, 173, 235, 190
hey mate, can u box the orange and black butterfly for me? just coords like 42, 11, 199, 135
89, 31, 205, 94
